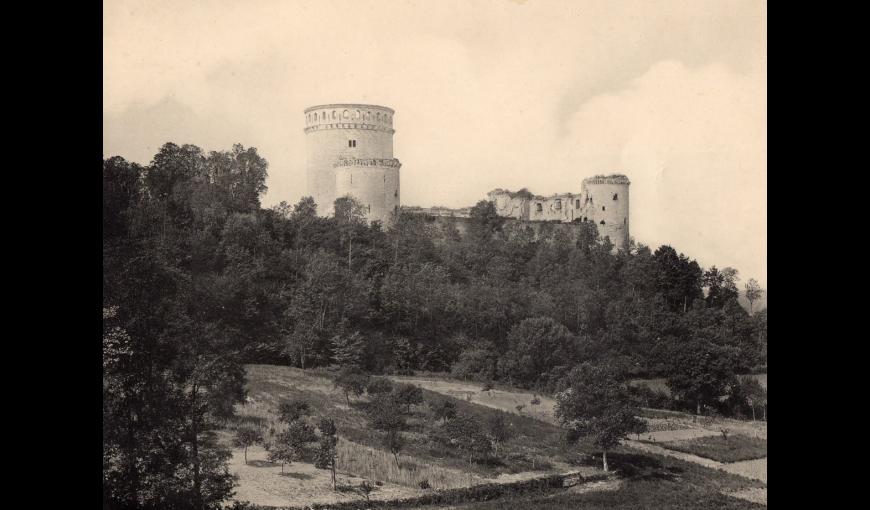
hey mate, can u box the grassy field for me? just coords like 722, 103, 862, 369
227, 365, 767, 508
236, 365, 599, 484
642, 435, 767, 464
411, 450, 766, 510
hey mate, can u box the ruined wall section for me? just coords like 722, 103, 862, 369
488, 190, 530, 220
484, 174, 630, 251
527, 193, 584, 222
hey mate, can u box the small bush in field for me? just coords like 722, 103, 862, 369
419, 478, 431, 489
277, 399, 311, 424
232, 426, 263, 465
334, 368, 370, 405
359, 480, 376, 501
366, 377, 394, 396
394, 383, 424, 414
430, 398, 457, 422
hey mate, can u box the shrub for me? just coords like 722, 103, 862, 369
430, 398, 457, 422
393, 383, 424, 414
367, 377, 394, 396
277, 399, 312, 423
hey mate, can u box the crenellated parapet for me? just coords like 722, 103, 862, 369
581, 174, 631, 186
304, 104, 395, 134
333, 157, 402, 168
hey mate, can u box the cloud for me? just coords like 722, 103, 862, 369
103, 0, 766, 284
554, 59, 766, 283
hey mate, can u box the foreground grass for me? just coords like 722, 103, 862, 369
642, 435, 767, 463
233, 366, 766, 509
411, 450, 766, 510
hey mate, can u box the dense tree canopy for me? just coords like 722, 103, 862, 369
104, 142, 766, 508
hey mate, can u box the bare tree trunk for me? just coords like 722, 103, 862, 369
191, 385, 203, 510
244, 446, 248, 465
602, 448, 608, 472
394, 452, 400, 469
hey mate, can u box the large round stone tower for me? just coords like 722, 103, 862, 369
304, 104, 401, 224
580, 174, 630, 250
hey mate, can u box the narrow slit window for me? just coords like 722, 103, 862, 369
575, 199, 581, 208
602, 206, 606, 211
613, 193, 618, 200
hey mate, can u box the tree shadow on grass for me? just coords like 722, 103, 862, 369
247, 460, 279, 468
609, 452, 681, 481
574, 451, 681, 481
279, 472, 314, 480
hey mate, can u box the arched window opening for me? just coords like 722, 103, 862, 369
555, 199, 562, 210
535, 203, 543, 212
602, 206, 606, 211
613, 193, 618, 200
575, 199, 581, 208
600, 220, 605, 225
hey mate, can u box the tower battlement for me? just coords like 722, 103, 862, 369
304, 104, 395, 134
582, 174, 631, 186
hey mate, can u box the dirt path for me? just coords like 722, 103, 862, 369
392, 375, 768, 502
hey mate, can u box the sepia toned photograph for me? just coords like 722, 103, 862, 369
103, 1, 767, 509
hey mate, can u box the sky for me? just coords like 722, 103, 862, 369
103, 0, 767, 286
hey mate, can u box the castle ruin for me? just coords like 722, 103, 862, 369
304, 103, 630, 249
488, 174, 631, 250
